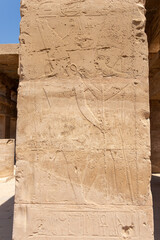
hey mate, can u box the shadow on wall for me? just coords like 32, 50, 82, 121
151, 175, 160, 240
0, 196, 14, 240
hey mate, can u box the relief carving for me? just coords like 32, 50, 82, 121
13, 0, 153, 239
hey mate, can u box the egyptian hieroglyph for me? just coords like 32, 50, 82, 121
13, 0, 154, 239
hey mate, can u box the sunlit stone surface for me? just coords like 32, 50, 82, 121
13, 1, 153, 239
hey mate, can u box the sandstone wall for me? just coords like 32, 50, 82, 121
13, 0, 153, 239
0, 139, 15, 178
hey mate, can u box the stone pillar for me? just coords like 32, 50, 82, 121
0, 115, 5, 138
0, 139, 15, 178
5, 116, 10, 139
0, 76, 17, 139
13, 0, 153, 239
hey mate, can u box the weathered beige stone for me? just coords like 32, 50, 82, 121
13, 0, 153, 239
0, 139, 15, 178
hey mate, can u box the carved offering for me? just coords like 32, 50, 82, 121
13, 0, 153, 239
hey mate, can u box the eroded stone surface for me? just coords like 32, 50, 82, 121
13, 0, 153, 239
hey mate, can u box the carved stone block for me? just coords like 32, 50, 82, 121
13, 0, 153, 239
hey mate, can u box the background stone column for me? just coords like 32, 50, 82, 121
0, 139, 15, 178
13, 0, 153, 239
